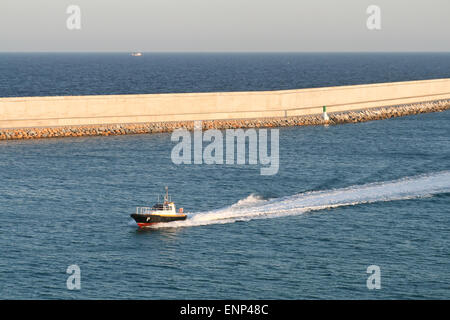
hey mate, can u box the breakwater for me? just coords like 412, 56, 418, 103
1, 78, 450, 140
1, 100, 448, 140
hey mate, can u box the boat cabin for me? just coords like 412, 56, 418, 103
135, 187, 182, 215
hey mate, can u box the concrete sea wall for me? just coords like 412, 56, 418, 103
1, 100, 449, 140
0, 78, 449, 140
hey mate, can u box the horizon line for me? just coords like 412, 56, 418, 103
1, 51, 450, 54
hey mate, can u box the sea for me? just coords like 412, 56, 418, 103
0, 53, 449, 299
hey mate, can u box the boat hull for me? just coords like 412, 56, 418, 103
130, 213, 187, 228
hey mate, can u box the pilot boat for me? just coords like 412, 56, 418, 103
130, 187, 187, 228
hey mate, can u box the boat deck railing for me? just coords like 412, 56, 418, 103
135, 206, 173, 214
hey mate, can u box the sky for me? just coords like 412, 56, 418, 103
0, 0, 449, 52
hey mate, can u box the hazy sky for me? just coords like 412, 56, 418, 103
0, 0, 449, 52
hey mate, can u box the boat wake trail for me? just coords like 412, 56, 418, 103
150, 171, 450, 229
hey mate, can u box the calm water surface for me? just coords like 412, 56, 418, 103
1, 53, 450, 97
0, 111, 449, 299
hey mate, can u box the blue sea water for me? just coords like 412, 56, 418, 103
1, 53, 450, 97
0, 53, 449, 299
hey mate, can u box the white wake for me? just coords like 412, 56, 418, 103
143, 171, 450, 229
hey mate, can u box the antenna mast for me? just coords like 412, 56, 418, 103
164, 186, 169, 203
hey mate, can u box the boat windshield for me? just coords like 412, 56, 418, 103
152, 203, 164, 210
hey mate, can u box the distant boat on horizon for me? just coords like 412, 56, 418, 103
131, 52, 143, 57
